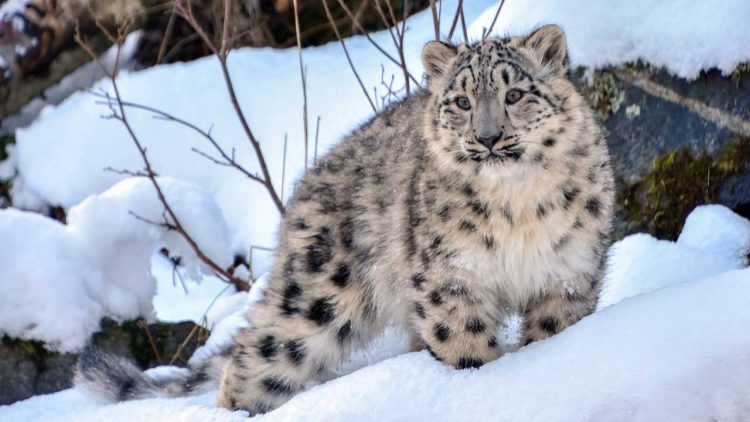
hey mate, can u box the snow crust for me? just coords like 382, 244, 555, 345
471, 0, 750, 79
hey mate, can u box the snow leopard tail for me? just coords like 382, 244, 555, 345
74, 347, 229, 402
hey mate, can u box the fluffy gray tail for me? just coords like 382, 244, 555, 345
74, 348, 228, 402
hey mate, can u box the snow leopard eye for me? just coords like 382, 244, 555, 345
455, 96, 471, 110
505, 89, 524, 104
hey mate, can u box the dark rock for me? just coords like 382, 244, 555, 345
573, 65, 750, 239
719, 169, 750, 220
577, 66, 750, 184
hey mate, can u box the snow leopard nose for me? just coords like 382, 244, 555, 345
475, 130, 504, 151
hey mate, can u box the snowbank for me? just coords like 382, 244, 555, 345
2, 205, 749, 420
471, 0, 750, 79
0, 177, 232, 352
599, 204, 750, 309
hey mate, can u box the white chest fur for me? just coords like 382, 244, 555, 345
452, 215, 596, 308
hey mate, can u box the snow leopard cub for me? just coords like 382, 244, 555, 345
76, 25, 614, 414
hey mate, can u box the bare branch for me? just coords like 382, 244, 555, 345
324, 0, 377, 112
292, 0, 310, 173
93, 95, 267, 185
459, 6, 469, 44
104, 166, 145, 177
314, 116, 322, 165
428, 0, 440, 40
482, 0, 506, 41
398, 0, 411, 95
138, 319, 164, 364
335, 0, 419, 86
156, 2, 178, 65
447, 0, 464, 42
175, 0, 285, 214
76, 23, 250, 292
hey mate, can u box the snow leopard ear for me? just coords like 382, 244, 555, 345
524, 24, 568, 75
422, 41, 458, 91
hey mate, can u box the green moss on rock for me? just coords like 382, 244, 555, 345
622, 136, 750, 240
581, 70, 626, 120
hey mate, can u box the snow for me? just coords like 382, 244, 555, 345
188, 275, 269, 366
599, 204, 750, 309
3, 205, 750, 420
471, 0, 750, 79
0, 177, 233, 352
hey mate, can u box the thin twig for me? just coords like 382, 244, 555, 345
398, 0, 411, 95
156, 2, 178, 65
459, 7, 468, 44
322, 0, 377, 112
138, 319, 164, 364
75, 23, 250, 292
93, 96, 265, 184
314, 116, 321, 165
169, 322, 201, 364
482, 0, 506, 41
428, 0, 440, 40
334, 0, 419, 86
447, 0, 464, 42
292, 0, 309, 173
175, 0, 285, 214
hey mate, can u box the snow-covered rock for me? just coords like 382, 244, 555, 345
0, 177, 232, 352
471, 0, 750, 79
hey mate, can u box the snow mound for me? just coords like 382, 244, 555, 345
599, 205, 750, 309
0, 177, 232, 352
471, 0, 750, 79
0, 209, 102, 352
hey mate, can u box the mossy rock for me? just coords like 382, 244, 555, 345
91, 318, 210, 368
571, 63, 750, 240
0, 318, 209, 405
621, 137, 750, 240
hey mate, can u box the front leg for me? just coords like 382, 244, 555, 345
521, 277, 599, 346
413, 273, 505, 369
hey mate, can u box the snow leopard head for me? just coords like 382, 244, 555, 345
422, 25, 592, 179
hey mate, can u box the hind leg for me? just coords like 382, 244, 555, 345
218, 258, 381, 413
